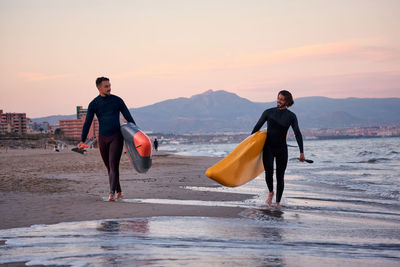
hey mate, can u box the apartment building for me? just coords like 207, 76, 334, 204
0, 110, 27, 135
59, 114, 98, 140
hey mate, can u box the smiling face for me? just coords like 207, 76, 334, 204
277, 93, 287, 109
97, 80, 111, 97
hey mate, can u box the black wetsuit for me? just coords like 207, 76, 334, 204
81, 94, 135, 194
251, 107, 303, 203
154, 139, 159, 151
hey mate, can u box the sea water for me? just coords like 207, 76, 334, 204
1, 137, 399, 266
161, 137, 400, 202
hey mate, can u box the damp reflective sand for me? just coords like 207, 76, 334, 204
1, 176, 400, 267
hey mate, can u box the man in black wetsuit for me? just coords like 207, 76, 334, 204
251, 90, 305, 207
79, 77, 136, 201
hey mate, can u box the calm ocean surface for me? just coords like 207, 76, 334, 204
1, 137, 399, 266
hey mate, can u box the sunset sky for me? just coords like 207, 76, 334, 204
1, 0, 399, 118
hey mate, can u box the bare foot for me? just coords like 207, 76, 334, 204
108, 193, 115, 202
276, 202, 280, 208
116, 192, 123, 200
266, 191, 274, 205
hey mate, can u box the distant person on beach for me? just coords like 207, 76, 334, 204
251, 90, 305, 207
153, 138, 159, 151
79, 77, 136, 201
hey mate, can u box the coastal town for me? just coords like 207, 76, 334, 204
1, 108, 400, 149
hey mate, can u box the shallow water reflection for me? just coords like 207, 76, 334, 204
1, 212, 399, 266
0, 216, 287, 266
97, 219, 149, 234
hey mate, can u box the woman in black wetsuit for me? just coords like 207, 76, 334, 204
251, 90, 305, 206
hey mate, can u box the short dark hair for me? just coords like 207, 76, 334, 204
278, 90, 294, 107
96, 77, 109, 87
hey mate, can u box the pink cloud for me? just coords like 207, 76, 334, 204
229, 40, 399, 69
241, 71, 400, 99
19, 72, 73, 82
114, 40, 399, 78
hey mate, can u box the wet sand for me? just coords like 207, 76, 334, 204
0, 148, 251, 230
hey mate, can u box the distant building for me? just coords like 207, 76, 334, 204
27, 120, 52, 134
0, 110, 27, 135
60, 114, 98, 140
76, 106, 88, 119
50, 124, 60, 135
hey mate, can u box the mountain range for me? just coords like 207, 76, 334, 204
32, 90, 400, 133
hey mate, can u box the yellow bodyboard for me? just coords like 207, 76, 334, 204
205, 131, 267, 187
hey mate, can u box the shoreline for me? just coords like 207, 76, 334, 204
0, 149, 253, 230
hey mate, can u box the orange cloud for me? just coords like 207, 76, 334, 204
241, 70, 400, 98
219, 39, 399, 70
19, 72, 73, 82
115, 39, 399, 78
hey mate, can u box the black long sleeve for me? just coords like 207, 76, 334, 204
251, 107, 304, 153
291, 114, 304, 153
81, 94, 136, 142
119, 99, 136, 125
81, 102, 95, 142
251, 110, 268, 134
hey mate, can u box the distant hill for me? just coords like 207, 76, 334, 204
289, 96, 400, 129
133, 91, 400, 133
31, 114, 75, 125
32, 90, 400, 133
133, 90, 266, 133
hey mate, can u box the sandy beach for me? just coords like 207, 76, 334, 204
1, 138, 400, 266
0, 148, 250, 230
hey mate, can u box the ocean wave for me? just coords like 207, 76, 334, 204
349, 158, 391, 164
380, 190, 400, 201
361, 173, 372, 177
291, 173, 400, 202
314, 164, 369, 171
357, 151, 378, 157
